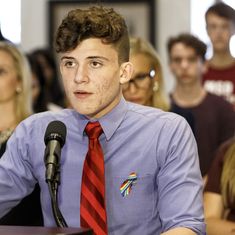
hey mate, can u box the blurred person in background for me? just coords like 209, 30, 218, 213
204, 137, 235, 235
0, 42, 31, 155
27, 53, 62, 113
30, 48, 66, 108
167, 33, 235, 182
0, 41, 43, 226
122, 37, 169, 111
203, 2, 235, 109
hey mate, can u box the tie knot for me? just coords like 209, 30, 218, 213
85, 121, 103, 139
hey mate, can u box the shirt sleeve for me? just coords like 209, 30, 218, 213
0, 121, 37, 218
157, 115, 206, 234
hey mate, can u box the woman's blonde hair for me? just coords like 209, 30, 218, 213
221, 140, 235, 210
129, 37, 169, 111
0, 42, 32, 123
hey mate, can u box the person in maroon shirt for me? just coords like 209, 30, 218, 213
202, 2, 235, 109
167, 33, 235, 180
204, 137, 235, 235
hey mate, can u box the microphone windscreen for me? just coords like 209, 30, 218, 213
44, 120, 67, 147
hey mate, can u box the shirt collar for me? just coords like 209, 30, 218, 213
74, 97, 128, 141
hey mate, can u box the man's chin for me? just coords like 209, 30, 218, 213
72, 105, 95, 117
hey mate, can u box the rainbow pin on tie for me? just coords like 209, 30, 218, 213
120, 172, 138, 197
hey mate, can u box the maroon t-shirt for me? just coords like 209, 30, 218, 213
170, 93, 235, 176
205, 137, 235, 221
202, 63, 235, 109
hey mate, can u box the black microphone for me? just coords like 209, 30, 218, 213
44, 120, 67, 182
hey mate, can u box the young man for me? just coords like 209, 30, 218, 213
0, 6, 205, 235
202, 2, 235, 109
167, 33, 235, 181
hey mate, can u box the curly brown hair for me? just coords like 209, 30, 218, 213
55, 5, 130, 64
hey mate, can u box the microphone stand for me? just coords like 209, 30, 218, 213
47, 164, 68, 227
44, 121, 67, 227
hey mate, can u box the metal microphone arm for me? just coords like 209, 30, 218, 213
44, 120, 67, 227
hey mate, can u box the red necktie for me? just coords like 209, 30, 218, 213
80, 122, 108, 235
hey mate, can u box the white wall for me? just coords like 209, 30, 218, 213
21, 0, 47, 52
21, 0, 191, 92
156, 0, 191, 93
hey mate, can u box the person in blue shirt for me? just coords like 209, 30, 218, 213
0, 5, 205, 235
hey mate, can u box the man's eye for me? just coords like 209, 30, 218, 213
90, 61, 102, 68
188, 57, 197, 63
134, 74, 149, 80
172, 58, 181, 64
208, 24, 216, 30
63, 61, 77, 68
0, 68, 7, 75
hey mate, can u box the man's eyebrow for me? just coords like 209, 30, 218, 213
87, 56, 109, 61
60, 56, 75, 61
60, 55, 110, 62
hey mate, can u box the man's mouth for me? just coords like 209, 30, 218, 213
74, 90, 92, 99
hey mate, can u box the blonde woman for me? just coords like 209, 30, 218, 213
0, 41, 32, 155
204, 137, 235, 235
0, 41, 43, 225
122, 37, 169, 111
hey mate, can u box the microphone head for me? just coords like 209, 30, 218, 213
44, 120, 67, 147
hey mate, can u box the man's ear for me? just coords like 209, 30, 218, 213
119, 62, 133, 84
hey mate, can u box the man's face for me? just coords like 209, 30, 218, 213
60, 38, 131, 119
206, 13, 235, 52
169, 43, 204, 85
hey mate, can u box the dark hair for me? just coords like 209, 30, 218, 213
55, 5, 130, 63
31, 48, 57, 74
27, 54, 48, 113
30, 48, 66, 107
205, 2, 235, 22
167, 33, 207, 61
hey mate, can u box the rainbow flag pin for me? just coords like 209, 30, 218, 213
120, 172, 137, 197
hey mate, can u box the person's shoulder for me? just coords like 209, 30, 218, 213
126, 101, 184, 122
19, 109, 76, 129
206, 92, 232, 104
206, 93, 235, 113
205, 59, 235, 72
124, 102, 194, 146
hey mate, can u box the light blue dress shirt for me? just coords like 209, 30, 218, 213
0, 98, 206, 234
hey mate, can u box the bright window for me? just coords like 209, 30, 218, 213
222, 0, 235, 56
191, 0, 235, 58
0, 0, 21, 44
190, 0, 215, 59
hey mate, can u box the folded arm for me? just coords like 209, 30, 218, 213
204, 192, 235, 235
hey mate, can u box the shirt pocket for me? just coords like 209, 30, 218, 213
106, 174, 155, 225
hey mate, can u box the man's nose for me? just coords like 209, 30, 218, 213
74, 66, 89, 83
180, 59, 189, 69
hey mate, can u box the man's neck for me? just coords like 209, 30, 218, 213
0, 101, 17, 131
209, 50, 235, 68
172, 83, 206, 108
